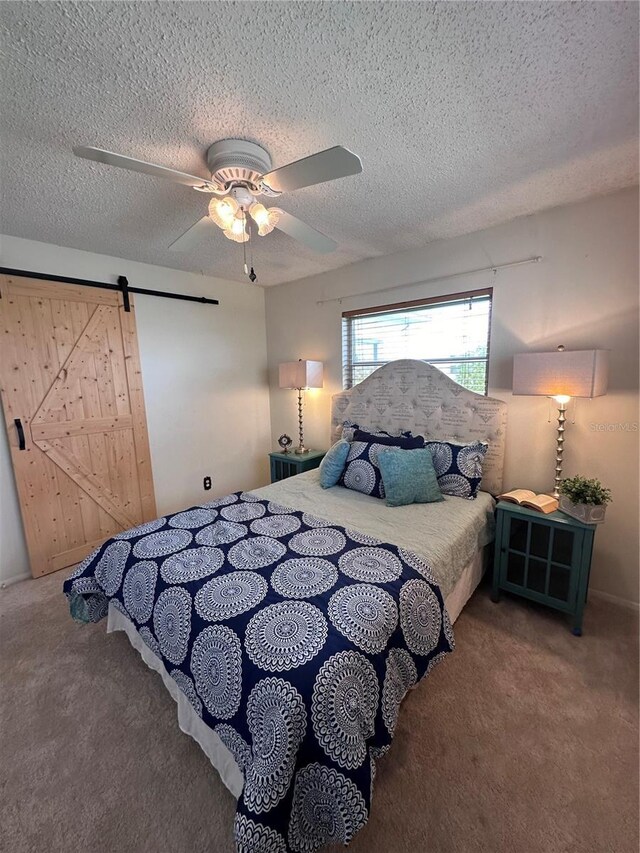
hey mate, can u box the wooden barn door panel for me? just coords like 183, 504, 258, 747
0, 274, 156, 577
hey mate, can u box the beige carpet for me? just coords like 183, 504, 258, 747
1, 572, 638, 853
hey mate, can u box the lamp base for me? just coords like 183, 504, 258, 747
294, 446, 310, 455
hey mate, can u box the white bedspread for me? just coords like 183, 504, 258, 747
251, 469, 495, 599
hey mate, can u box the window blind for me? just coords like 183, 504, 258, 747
342, 289, 492, 394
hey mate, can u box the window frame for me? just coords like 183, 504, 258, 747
341, 287, 493, 394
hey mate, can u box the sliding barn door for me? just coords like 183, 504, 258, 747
0, 273, 156, 577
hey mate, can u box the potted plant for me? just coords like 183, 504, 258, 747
558, 476, 612, 524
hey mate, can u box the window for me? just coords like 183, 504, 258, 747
342, 288, 492, 394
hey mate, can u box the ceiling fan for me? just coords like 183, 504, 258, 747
73, 139, 362, 259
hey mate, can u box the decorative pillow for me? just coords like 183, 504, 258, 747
352, 428, 424, 448
340, 422, 416, 442
377, 448, 444, 507
424, 440, 489, 499
318, 440, 351, 489
339, 431, 425, 499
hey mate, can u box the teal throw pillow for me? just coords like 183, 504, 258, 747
319, 439, 351, 489
377, 447, 444, 507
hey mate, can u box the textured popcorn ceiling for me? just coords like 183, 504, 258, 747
1, 1, 638, 286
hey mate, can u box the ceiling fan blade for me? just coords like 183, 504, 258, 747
260, 146, 362, 193
73, 146, 219, 190
168, 215, 217, 252
274, 211, 337, 253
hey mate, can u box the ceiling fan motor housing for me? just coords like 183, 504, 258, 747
206, 139, 276, 194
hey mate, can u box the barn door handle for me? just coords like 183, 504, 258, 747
14, 418, 26, 450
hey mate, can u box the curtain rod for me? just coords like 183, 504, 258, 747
0, 267, 219, 311
315, 256, 542, 305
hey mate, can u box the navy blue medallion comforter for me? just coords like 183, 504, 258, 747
64, 491, 454, 853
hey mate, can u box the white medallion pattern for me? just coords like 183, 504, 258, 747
95, 541, 131, 595
343, 459, 376, 495
399, 579, 441, 656
289, 529, 346, 557
345, 441, 368, 461
311, 651, 379, 769
170, 669, 203, 717
215, 723, 252, 772
250, 515, 301, 538
300, 513, 329, 529
338, 547, 402, 583
344, 529, 383, 547
234, 814, 287, 853
152, 586, 192, 665
190, 624, 243, 720
114, 517, 166, 540
328, 584, 398, 654
244, 677, 307, 813
382, 648, 417, 736
266, 501, 294, 515
457, 442, 487, 477
397, 548, 437, 583
138, 626, 161, 658
195, 571, 268, 621
221, 502, 266, 522
160, 546, 224, 584
288, 762, 368, 852
133, 528, 192, 559
168, 508, 218, 529
228, 536, 287, 571
367, 443, 388, 467
122, 560, 157, 624
426, 650, 449, 675
245, 601, 328, 671
437, 473, 472, 497
270, 558, 338, 599
195, 521, 247, 546
425, 442, 453, 476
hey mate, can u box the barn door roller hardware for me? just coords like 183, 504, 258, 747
0, 268, 219, 312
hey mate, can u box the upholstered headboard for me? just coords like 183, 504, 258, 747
331, 359, 507, 495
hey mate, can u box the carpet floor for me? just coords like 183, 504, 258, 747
1, 572, 638, 853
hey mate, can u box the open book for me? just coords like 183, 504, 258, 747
498, 489, 559, 514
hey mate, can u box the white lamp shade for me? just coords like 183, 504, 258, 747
513, 349, 609, 398
279, 360, 324, 390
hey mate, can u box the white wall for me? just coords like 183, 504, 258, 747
0, 235, 272, 585
265, 187, 639, 606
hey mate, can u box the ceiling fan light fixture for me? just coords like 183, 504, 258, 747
249, 202, 281, 236
223, 215, 249, 243
208, 195, 239, 229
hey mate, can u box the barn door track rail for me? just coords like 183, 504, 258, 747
0, 267, 219, 311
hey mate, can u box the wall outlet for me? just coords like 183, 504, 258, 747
203, 476, 212, 491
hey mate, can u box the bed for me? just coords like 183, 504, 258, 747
64, 360, 507, 853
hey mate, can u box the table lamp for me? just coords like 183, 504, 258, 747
278, 359, 324, 454
513, 346, 609, 498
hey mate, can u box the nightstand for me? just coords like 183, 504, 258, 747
491, 501, 597, 636
269, 450, 326, 483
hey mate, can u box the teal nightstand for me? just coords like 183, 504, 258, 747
269, 450, 326, 483
491, 501, 597, 635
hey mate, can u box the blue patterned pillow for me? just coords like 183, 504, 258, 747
319, 440, 350, 488
424, 440, 489, 499
339, 432, 425, 499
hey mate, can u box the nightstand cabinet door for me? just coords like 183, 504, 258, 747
493, 503, 596, 635
269, 450, 325, 484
